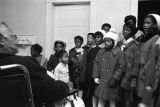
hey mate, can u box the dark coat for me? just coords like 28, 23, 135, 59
69, 48, 83, 83
92, 47, 125, 101
138, 34, 160, 106
47, 54, 59, 71
0, 54, 69, 103
120, 40, 140, 90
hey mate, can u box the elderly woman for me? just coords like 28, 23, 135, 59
0, 21, 69, 106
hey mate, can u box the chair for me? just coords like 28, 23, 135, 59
0, 64, 35, 107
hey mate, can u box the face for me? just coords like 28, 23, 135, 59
61, 52, 68, 64
102, 26, 110, 33
143, 17, 155, 35
55, 43, 63, 52
75, 39, 82, 48
126, 20, 136, 27
95, 35, 103, 45
104, 38, 114, 49
123, 26, 132, 40
30, 48, 38, 57
87, 34, 94, 45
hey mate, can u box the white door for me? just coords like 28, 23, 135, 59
54, 4, 90, 52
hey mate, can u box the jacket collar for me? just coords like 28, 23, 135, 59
111, 47, 121, 56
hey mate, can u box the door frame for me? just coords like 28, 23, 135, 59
45, 0, 97, 58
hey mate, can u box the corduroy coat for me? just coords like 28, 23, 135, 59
92, 47, 125, 101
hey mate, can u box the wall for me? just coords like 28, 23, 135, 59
0, 0, 46, 55
97, 0, 131, 34
0, 0, 137, 56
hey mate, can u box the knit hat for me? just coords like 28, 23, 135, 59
148, 14, 160, 29
104, 31, 118, 46
0, 21, 18, 54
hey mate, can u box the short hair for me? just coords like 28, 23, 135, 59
123, 23, 135, 35
54, 41, 65, 48
74, 35, 84, 43
87, 33, 95, 38
31, 43, 43, 54
95, 31, 104, 38
101, 23, 111, 29
124, 15, 136, 24
57, 50, 67, 59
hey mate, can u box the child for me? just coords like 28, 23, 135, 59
101, 23, 111, 33
30, 43, 48, 68
54, 50, 70, 84
69, 35, 84, 98
85, 31, 104, 107
137, 14, 160, 107
47, 40, 66, 72
92, 31, 125, 107
119, 23, 140, 107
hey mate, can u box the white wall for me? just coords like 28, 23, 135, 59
97, 0, 131, 33
0, 0, 137, 56
0, 0, 46, 54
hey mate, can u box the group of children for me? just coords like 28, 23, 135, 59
30, 13, 160, 107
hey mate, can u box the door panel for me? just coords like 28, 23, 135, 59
54, 4, 90, 52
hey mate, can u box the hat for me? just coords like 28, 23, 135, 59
148, 14, 160, 29
104, 31, 118, 42
0, 21, 18, 54
104, 31, 118, 46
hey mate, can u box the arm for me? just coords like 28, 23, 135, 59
54, 66, 59, 80
113, 52, 125, 81
92, 52, 100, 78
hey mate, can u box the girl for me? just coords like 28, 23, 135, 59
92, 31, 125, 107
54, 50, 70, 84
47, 40, 66, 72
138, 14, 160, 107
85, 31, 104, 107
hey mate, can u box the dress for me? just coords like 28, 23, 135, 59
54, 62, 70, 83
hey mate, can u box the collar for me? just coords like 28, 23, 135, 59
123, 37, 134, 45
98, 43, 105, 48
111, 47, 121, 56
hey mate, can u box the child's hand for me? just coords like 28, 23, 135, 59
94, 78, 100, 84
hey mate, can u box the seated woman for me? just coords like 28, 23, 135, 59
0, 21, 69, 106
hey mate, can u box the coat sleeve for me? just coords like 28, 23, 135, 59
92, 52, 100, 78
47, 54, 54, 71
23, 56, 70, 102
113, 52, 125, 81
131, 45, 141, 77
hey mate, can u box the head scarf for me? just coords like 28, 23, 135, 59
148, 14, 160, 29
104, 30, 118, 46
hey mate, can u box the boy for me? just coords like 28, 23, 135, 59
120, 23, 140, 107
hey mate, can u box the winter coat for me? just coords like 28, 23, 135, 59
47, 54, 59, 72
92, 47, 125, 101
0, 54, 69, 104
120, 40, 140, 90
138, 34, 160, 106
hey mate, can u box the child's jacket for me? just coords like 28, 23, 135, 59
92, 47, 125, 101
